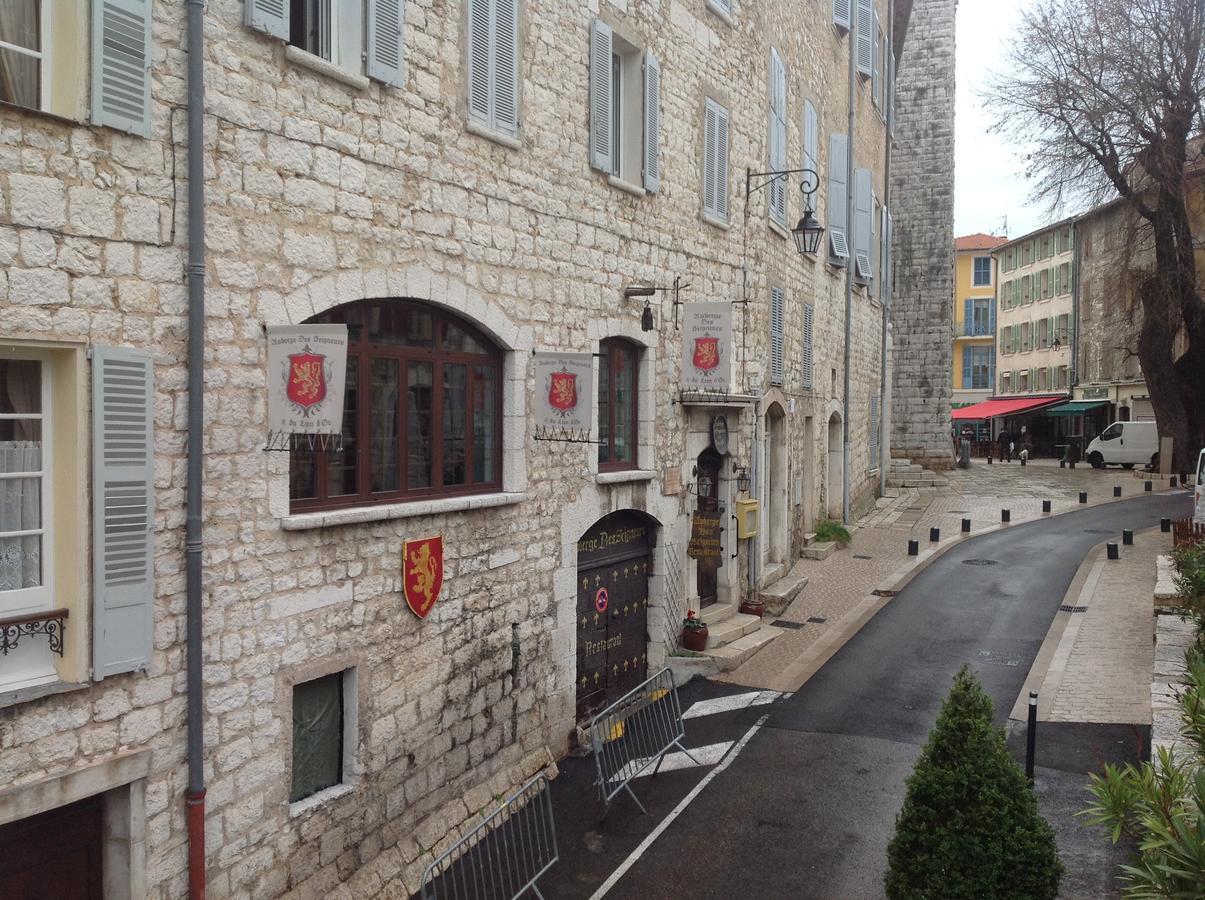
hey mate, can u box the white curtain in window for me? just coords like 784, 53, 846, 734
0, 1, 41, 108
0, 361, 42, 594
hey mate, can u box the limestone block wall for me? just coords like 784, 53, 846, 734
888, 0, 957, 468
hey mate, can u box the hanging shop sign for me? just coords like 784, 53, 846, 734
403, 536, 444, 619
266, 325, 349, 441
686, 510, 723, 563
533, 352, 593, 432
681, 303, 733, 391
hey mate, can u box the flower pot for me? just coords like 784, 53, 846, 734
739, 598, 765, 617
682, 626, 709, 652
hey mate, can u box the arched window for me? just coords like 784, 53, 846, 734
598, 339, 640, 470
290, 300, 503, 511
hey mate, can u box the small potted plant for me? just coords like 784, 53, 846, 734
682, 609, 709, 651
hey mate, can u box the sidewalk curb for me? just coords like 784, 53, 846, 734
762, 490, 1177, 695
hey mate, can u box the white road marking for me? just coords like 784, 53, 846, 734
587, 714, 769, 900
606, 741, 734, 783
681, 689, 781, 719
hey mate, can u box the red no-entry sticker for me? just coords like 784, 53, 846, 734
595, 587, 609, 613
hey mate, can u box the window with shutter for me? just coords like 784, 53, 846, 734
887, 49, 895, 136
854, 167, 873, 281
803, 99, 820, 183
802, 304, 815, 390
703, 98, 730, 223
878, 205, 889, 302
768, 48, 788, 227
856, 0, 872, 77
827, 134, 849, 263
92, 0, 153, 137
91, 346, 155, 679
246, 0, 289, 40
770, 287, 785, 385
367, 0, 405, 87
833, 0, 851, 32
962, 346, 972, 389
467, 0, 520, 139
871, 9, 883, 107
868, 393, 880, 472
643, 52, 661, 193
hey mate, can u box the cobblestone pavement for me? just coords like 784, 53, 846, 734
1036, 527, 1167, 725
724, 459, 1183, 690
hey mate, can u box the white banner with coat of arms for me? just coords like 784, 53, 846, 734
681, 302, 732, 391
266, 325, 349, 447
533, 352, 593, 433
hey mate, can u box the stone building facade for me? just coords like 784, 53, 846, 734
951, 233, 1004, 412
0, 1, 932, 897
887, 0, 957, 469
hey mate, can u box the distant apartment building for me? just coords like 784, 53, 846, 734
951, 234, 1005, 418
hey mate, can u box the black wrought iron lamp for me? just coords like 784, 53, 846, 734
624, 276, 691, 332
745, 167, 825, 256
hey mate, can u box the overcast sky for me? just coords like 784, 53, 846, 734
953, 0, 1046, 240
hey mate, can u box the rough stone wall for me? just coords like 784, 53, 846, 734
0, 0, 892, 897
888, 0, 957, 468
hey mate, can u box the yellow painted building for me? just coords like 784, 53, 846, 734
952, 234, 1006, 414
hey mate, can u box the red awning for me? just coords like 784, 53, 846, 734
951, 397, 1067, 421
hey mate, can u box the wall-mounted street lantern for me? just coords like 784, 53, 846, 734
733, 464, 751, 493
745, 167, 825, 256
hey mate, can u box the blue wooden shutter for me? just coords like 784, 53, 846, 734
768, 49, 788, 226
963, 298, 973, 336
245, 0, 288, 40
854, 167, 872, 279
643, 51, 661, 193
366, 0, 405, 87
962, 345, 972, 388
715, 104, 730, 220
868, 393, 880, 471
703, 100, 718, 216
827, 134, 849, 262
92, 346, 155, 679
856, 0, 872, 77
92, 0, 153, 137
467, 0, 492, 127
887, 50, 895, 136
492, 0, 520, 135
802, 303, 815, 389
803, 99, 819, 180
770, 287, 785, 386
833, 0, 851, 31
871, 9, 882, 103
589, 19, 613, 172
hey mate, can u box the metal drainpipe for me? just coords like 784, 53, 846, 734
184, 0, 206, 897
748, 396, 761, 598
879, 1, 894, 497
842, 7, 857, 524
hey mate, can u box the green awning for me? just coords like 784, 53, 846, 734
1046, 400, 1109, 416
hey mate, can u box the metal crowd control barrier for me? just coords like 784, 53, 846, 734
420, 773, 558, 900
589, 667, 699, 817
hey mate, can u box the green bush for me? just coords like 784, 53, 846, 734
1170, 542, 1205, 636
814, 519, 852, 547
885, 666, 1063, 900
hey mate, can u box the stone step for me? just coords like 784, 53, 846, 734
761, 568, 809, 616
700, 600, 739, 626
760, 561, 786, 587
704, 612, 763, 649
887, 476, 940, 488
801, 541, 836, 561
702, 625, 784, 671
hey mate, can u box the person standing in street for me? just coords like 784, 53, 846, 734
998, 428, 1012, 462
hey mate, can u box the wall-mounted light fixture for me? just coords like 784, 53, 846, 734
733, 465, 751, 493
624, 276, 691, 332
745, 167, 825, 255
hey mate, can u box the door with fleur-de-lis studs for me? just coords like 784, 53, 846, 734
575, 511, 652, 721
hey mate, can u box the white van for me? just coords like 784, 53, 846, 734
1195, 447, 1204, 526
1085, 421, 1160, 469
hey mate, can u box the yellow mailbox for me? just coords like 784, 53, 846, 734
734, 498, 760, 538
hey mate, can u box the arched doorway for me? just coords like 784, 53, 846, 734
576, 511, 653, 721
763, 404, 788, 572
827, 412, 843, 520
695, 448, 723, 608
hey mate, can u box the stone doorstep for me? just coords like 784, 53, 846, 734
760, 561, 787, 586
700, 624, 785, 671
1154, 555, 1180, 602
699, 600, 740, 627
761, 567, 810, 617
704, 612, 763, 650
801, 541, 836, 561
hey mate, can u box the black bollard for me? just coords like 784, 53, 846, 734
907, 539, 919, 556
1059, 459, 1065, 468
1069, 460, 1076, 469
1113, 485, 1122, 497
961, 518, 971, 533
1002, 509, 1011, 523
1107, 542, 1119, 560
1161, 517, 1171, 533
1123, 529, 1133, 546
1181, 473, 1189, 487
930, 527, 940, 542
987, 456, 993, 465
1026, 691, 1038, 783
1171, 476, 1178, 488
1145, 480, 1152, 492
1079, 491, 1088, 504
1042, 500, 1052, 513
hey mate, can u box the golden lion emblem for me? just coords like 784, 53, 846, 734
408, 543, 438, 603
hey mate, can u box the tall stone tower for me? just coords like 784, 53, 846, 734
889, 0, 957, 469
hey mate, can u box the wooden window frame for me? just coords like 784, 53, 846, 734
598, 338, 640, 472
289, 301, 503, 513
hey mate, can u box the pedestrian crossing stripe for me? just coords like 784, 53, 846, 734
682, 689, 783, 720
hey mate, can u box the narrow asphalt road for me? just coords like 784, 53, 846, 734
540, 491, 1192, 900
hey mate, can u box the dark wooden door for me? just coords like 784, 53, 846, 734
696, 449, 722, 607
576, 513, 651, 721
0, 794, 104, 900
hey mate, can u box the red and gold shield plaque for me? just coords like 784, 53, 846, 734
403, 536, 444, 619
287, 351, 327, 412
548, 370, 578, 413
692, 336, 720, 372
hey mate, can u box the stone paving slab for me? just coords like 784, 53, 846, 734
723, 462, 1183, 691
